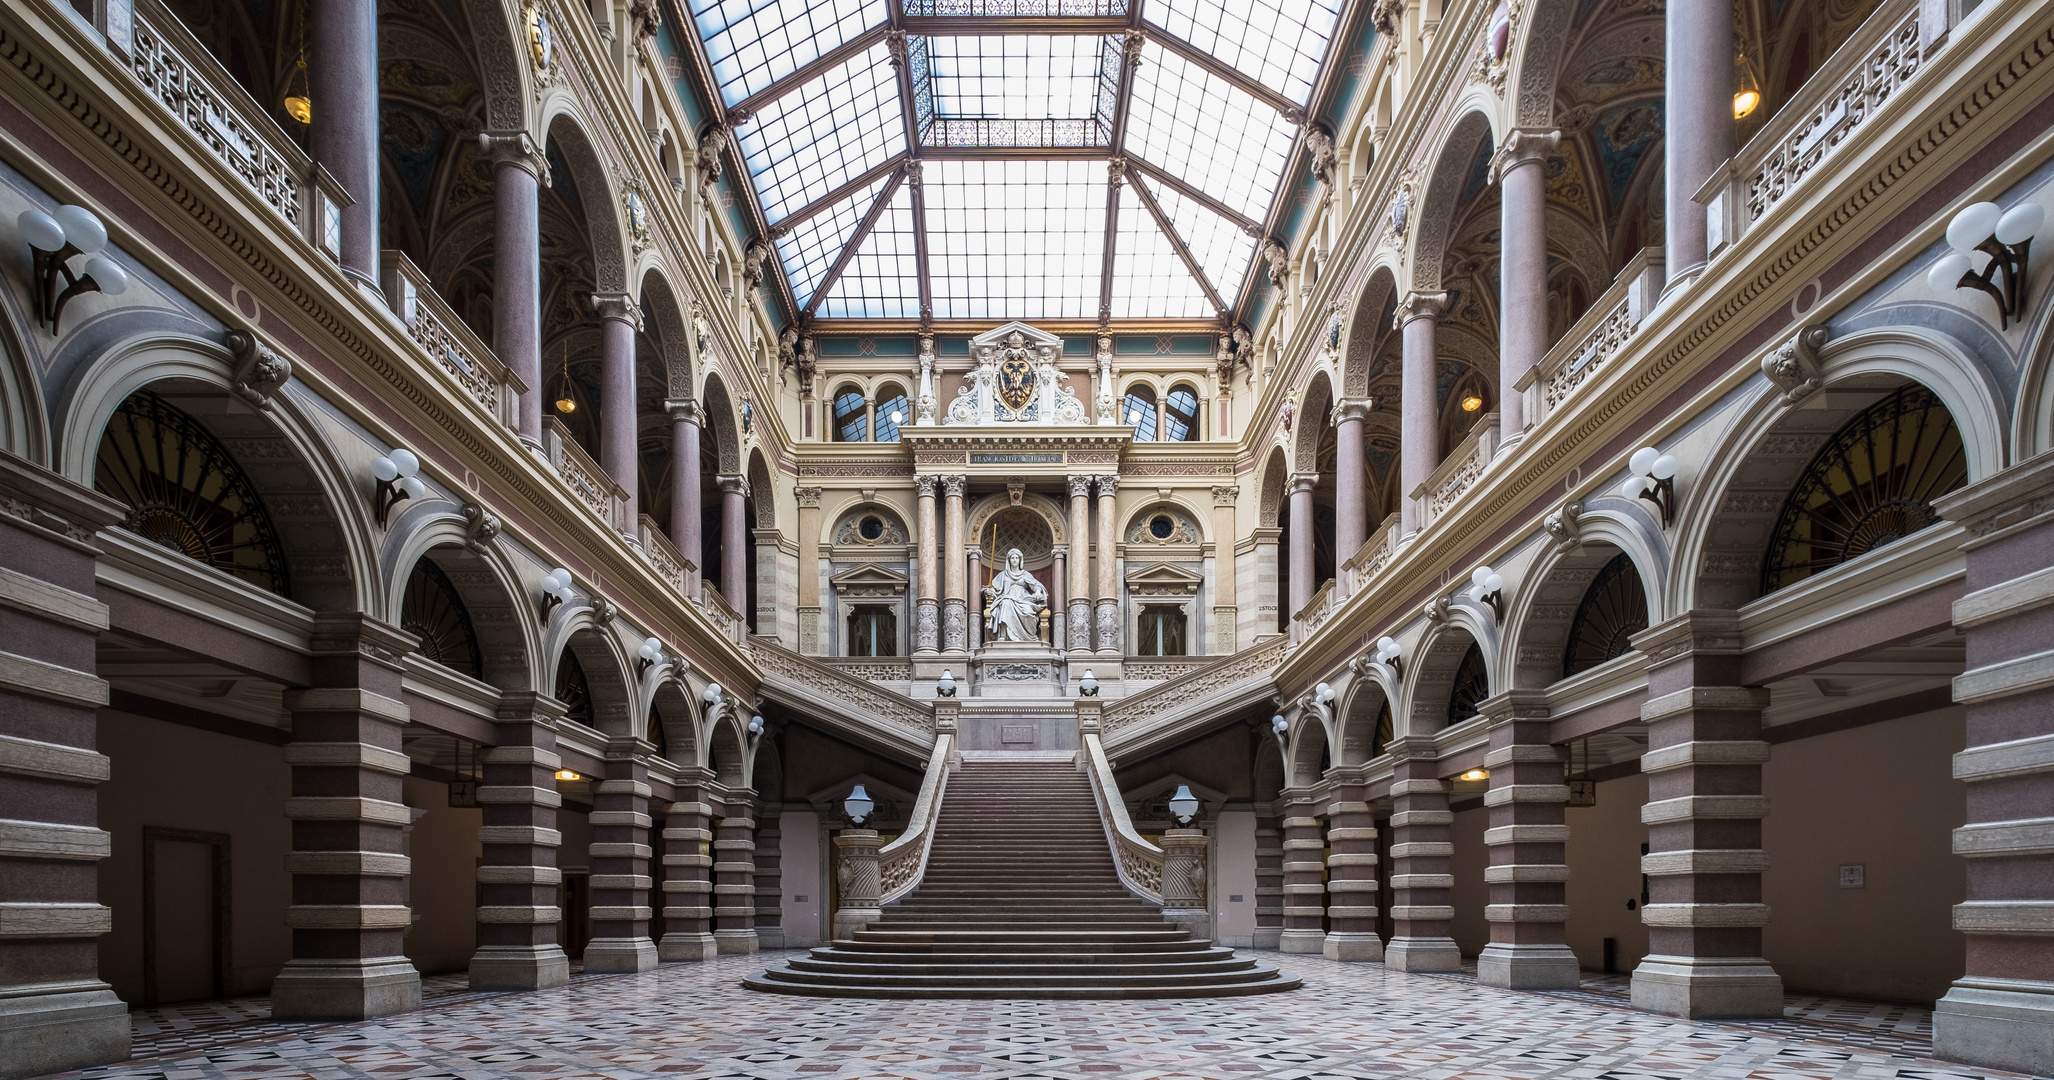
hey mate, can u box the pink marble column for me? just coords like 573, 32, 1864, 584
1666, 0, 1733, 283
1288, 475, 1315, 623
718, 475, 747, 612
1334, 400, 1371, 562
480, 133, 544, 446
1067, 476, 1093, 652
1399, 293, 1446, 535
1496, 131, 1557, 441
309, 0, 378, 289
1094, 474, 1119, 653
595, 295, 640, 532
669, 399, 701, 590
914, 476, 939, 653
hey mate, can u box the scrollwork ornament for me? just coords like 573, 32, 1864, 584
463, 502, 502, 552
1761, 324, 1830, 404
224, 328, 291, 409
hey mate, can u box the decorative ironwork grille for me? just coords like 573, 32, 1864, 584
402, 558, 483, 679
1447, 642, 1488, 725
1562, 554, 1649, 678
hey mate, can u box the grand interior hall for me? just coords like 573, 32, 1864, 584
3, 0, 2054, 1076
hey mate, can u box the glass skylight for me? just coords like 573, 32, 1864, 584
738, 42, 904, 222
1111, 198, 1212, 319
1145, 180, 1259, 309
777, 173, 892, 307
903, 0, 1127, 13
691, 0, 886, 106
926, 159, 1107, 320
1149, 0, 1343, 104
818, 184, 921, 319
1124, 43, 1295, 223
920, 36, 1119, 147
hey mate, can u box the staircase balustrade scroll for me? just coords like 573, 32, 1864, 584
746, 641, 935, 743
1081, 732, 1166, 905
877, 731, 955, 904
1101, 637, 1288, 740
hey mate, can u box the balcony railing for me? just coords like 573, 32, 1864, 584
747, 640, 935, 744
699, 582, 746, 645
1291, 579, 1338, 638
1701, 0, 1921, 252
383, 252, 525, 433
543, 417, 628, 535
125, 0, 348, 259
1516, 251, 1665, 430
1415, 412, 1499, 531
1340, 513, 1402, 597
636, 515, 695, 596
1121, 657, 1208, 683
1102, 636, 1289, 741
822, 658, 914, 682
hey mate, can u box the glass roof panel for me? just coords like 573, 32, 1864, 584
1111, 197, 1211, 319
903, 0, 1127, 13
919, 36, 1120, 148
1124, 42, 1295, 224
776, 173, 893, 308
1150, 0, 1342, 104
926, 159, 1107, 320
817, 183, 920, 319
691, 0, 885, 107
738, 42, 904, 223
1146, 179, 1259, 311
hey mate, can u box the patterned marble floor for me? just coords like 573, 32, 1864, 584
50, 952, 2025, 1080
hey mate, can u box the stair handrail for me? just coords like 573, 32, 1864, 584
877, 730, 955, 905
1081, 731, 1165, 905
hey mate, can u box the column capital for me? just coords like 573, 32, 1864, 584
1488, 128, 1560, 182
1478, 688, 1553, 726
716, 473, 748, 497
495, 690, 568, 727
1094, 474, 1120, 497
1289, 474, 1318, 495
1068, 475, 1095, 498
1336, 398, 1375, 423
666, 397, 701, 425
593, 293, 643, 327
1397, 291, 1448, 327
941, 475, 967, 499
1934, 451, 2054, 541
915, 474, 938, 498
308, 611, 418, 669
1212, 484, 1239, 506
1384, 735, 1441, 764
794, 487, 821, 508
478, 130, 550, 182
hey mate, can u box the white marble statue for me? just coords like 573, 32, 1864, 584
982, 548, 1048, 643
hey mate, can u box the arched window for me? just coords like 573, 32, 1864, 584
401, 558, 482, 678
1761, 384, 1966, 594
831, 386, 868, 442
1367, 699, 1394, 760
1164, 383, 1201, 441
95, 390, 289, 596
1562, 553, 1648, 678
554, 651, 592, 728
873, 384, 908, 443
1447, 642, 1488, 725
1124, 384, 1158, 441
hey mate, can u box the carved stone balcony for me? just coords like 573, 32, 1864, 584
543, 417, 629, 535
383, 252, 526, 433
1516, 250, 1664, 432
1414, 412, 1500, 532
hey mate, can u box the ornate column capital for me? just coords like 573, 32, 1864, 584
941, 475, 967, 499
593, 292, 643, 328
1397, 291, 1448, 327
1212, 485, 1239, 506
794, 487, 821, 508
915, 474, 938, 498
478, 130, 550, 183
1489, 129, 1560, 182
666, 397, 701, 425
1290, 474, 1317, 496
1337, 398, 1375, 424
1094, 474, 1120, 497
716, 474, 748, 497
1068, 475, 1095, 499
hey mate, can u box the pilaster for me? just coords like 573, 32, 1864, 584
1323, 783, 1383, 961
1476, 690, 1577, 990
583, 736, 657, 973
1385, 738, 1460, 971
714, 804, 760, 953
468, 693, 570, 990
658, 781, 718, 961
1278, 795, 1326, 953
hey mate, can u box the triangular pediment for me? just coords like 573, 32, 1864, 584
969, 321, 1064, 352
1125, 561, 1205, 594
830, 563, 910, 596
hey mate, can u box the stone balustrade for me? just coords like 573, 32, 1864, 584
543, 418, 629, 535
1515, 251, 1665, 429
382, 252, 526, 434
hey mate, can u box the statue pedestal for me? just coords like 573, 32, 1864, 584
969, 640, 1061, 698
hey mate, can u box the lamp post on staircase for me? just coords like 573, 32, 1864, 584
832, 786, 883, 940
1161, 785, 1212, 942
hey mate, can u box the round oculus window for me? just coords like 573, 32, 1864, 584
1149, 514, 1174, 539
858, 515, 885, 541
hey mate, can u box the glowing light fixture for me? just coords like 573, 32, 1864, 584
843, 784, 874, 826
1468, 566, 1506, 624
1078, 668, 1099, 697
1621, 446, 1680, 528
637, 636, 665, 674
1929, 201, 2041, 329
1460, 393, 1484, 412
1168, 785, 1200, 827
936, 669, 956, 698
554, 341, 577, 413
539, 566, 576, 612
1373, 635, 1403, 677
1459, 768, 1490, 782
372, 448, 426, 526
19, 204, 127, 334
555, 769, 583, 781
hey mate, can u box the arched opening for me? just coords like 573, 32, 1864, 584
1163, 383, 1201, 441
709, 720, 745, 786
1124, 384, 1159, 441
554, 649, 593, 728
1412, 626, 1490, 734
1339, 683, 1394, 765
831, 384, 867, 442
649, 681, 696, 767
400, 556, 482, 679
1446, 643, 1488, 725
1562, 553, 1649, 678
1440, 369, 1493, 458
1258, 447, 1289, 634
873, 383, 908, 442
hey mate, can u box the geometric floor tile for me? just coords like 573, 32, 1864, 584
42, 952, 2027, 1080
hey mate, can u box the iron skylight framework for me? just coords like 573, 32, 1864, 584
685, 0, 1350, 324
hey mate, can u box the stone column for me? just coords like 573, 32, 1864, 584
1666, 0, 1733, 283
1494, 131, 1557, 442
831, 829, 883, 938
275, 614, 422, 1020
942, 475, 967, 652
469, 693, 569, 990
1629, 611, 1780, 1018
308, 0, 378, 289
1067, 476, 1093, 651
1050, 547, 1067, 650
595, 294, 641, 532
584, 736, 656, 972
668, 399, 702, 593
658, 785, 717, 961
714, 805, 759, 953
1385, 738, 1460, 971
795, 487, 821, 655
1278, 799, 1326, 953
1287, 475, 1315, 626
967, 549, 984, 652
1094, 474, 1119, 653
1211, 485, 1239, 653
1334, 401, 1370, 562
1399, 293, 1446, 535
718, 475, 747, 612
0, 462, 128, 1076
1477, 690, 1577, 989
1324, 786, 1382, 961
1934, 458, 2054, 1073
1254, 811, 1284, 948
481, 132, 545, 446
753, 807, 784, 949
1161, 828, 1211, 941
915, 476, 939, 653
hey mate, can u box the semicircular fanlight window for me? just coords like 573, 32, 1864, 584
1369, 699, 1394, 759
1447, 642, 1488, 725
1562, 553, 1649, 678
555, 651, 593, 728
401, 558, 482, 679
94, 390, 289, 596
1761, 385, 1966, 595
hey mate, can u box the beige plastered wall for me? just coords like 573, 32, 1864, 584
401, 775, 482, 975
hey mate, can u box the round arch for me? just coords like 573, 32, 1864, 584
1504, 508, 1666, 688
699, 371, 742, 475
1408, 110, 1500, 293
639, 269, 694, 400
542, 111, 630, 295
647, 675, 699, 767
1405, 613, 1495, 735
1337, 663, 1399, 765
1286, 708, 1331, 787
383, 512, 539, 690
